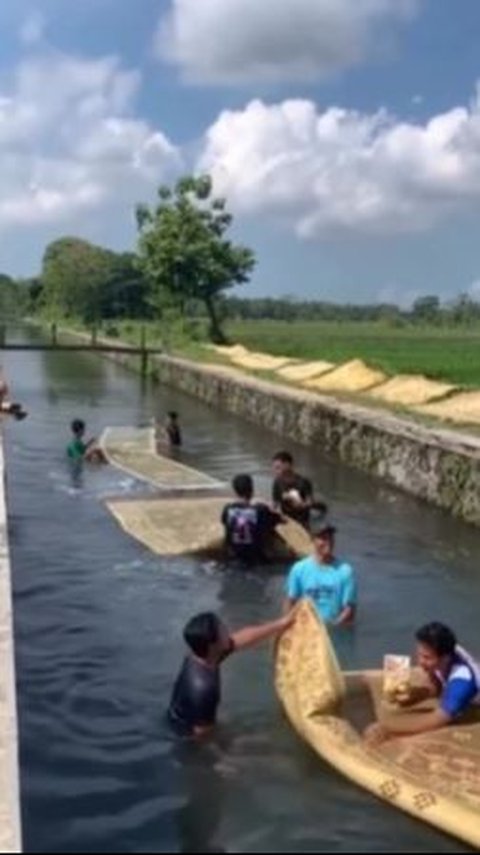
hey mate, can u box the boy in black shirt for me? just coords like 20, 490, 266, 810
221, 474, 281, 565
168, 611, 293, 738
272, 451, 315, 527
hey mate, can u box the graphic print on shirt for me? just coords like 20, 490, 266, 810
226, 506, 259, 546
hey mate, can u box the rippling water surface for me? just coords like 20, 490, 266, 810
4, 329, 479, 852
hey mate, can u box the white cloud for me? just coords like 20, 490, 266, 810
157, 0, 418, 85
376, 284, 421, 309
198, 91, 480, 237
0, 50, 180, 231
468, 280, 480, 299
19, 11, 45, 46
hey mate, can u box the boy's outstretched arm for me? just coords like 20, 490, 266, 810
231, 614, 294, 652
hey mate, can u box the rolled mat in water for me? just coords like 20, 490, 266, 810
100, 426, 224, 490
106, 495, 312, 559
275, 600, 480, 850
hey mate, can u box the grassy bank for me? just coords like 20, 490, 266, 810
227, 320, 480, 387
36, 316, 480, 388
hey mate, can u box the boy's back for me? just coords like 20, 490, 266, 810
222, 501, 279, 563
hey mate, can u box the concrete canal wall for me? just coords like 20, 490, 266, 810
0, 430, 22, 853
60, 327, 480, 526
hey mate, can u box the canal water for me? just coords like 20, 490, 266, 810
4, 330, 480, 853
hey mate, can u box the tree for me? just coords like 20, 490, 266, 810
98, 253, 151, 320
41, 238, 149, 323
0, 274, 25, 320
449, 292, 478, 326
411, 295, 441, 324
136, 175, 256, 343
42, 238, 112, 322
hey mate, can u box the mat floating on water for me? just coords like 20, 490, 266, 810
100, 427, 223, 491
107, 495, 312, 558
275, 600, 480, 850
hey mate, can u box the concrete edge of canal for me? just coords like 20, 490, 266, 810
57, 326, 480, 526
0, 429, 22, 853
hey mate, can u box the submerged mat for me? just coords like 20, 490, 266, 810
275, 600, 480, 850
106, 495, 312, 558
100, 426, 223, 490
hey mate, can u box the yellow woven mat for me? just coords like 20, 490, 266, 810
107, 495, 311, 558
276, 600, 480, 849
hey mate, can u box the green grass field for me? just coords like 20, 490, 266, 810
227, 320, 480, 387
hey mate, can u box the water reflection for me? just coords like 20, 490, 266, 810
174, 741, 227, 854
68, 458, 84, 490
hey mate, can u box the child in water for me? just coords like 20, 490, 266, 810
67, 419, 106, 464
165, 411, 182, 448
0, 378, 27, 421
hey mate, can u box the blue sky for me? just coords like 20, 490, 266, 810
2, 0, 480, 305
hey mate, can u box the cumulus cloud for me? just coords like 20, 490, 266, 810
0, 50, 180, 231
198, 91, 480, 237
468, 280, 480, 299
19, 11, 45, 46
157, 0, 418, 85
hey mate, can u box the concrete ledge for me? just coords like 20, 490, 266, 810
0, 428, 21, 852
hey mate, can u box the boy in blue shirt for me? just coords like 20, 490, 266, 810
284, 518, 357, 626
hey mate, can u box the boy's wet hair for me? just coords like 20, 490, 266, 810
168, 411, 178, 420
232, 473, 254, 500
184, 613, 222, 658
416, 623, 457, 657
273, 451, 293, 465
71, 419, 86, 435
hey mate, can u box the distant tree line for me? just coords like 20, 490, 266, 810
0, 173, 479, 337
220, 293, 480, 326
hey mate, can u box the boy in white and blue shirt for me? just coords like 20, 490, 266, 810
365, 622, 480, 744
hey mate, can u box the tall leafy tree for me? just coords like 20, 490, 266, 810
41, 238, 149, 323
0, 274, 23, 320
136, 175, 255, 343
42, 238, 113, 322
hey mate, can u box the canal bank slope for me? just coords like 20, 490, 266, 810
56, 327, 480, 526
0, 430, 22, 852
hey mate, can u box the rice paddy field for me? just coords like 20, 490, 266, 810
227, 321, 480, 388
